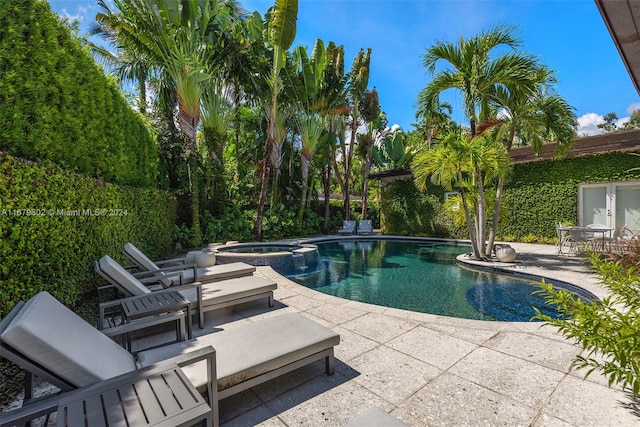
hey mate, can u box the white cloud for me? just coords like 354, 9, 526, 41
60, 8, 83, 22
576, 113, 605, 136
626, 103, 640, 115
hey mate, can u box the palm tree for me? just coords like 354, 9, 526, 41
419, 24, 539, 138
417, 24, 564, 258
483, 69, 576, 253
255, 0, 298, 241
415, 94, 452, 149
412, 131, 511, 259
96, 0, 237, 244
359, 87, 382, 220
86, 20, 152, 115
339, 48, 371, 220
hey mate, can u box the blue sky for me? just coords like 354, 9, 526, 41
51, 0, 640, 136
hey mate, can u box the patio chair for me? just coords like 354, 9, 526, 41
555, 223, 574, 255
338, 220, 356, 235
357, 219, 373, 235
96, 255, 276, 328
0, 291, 340, 426
123, 242, 256, 286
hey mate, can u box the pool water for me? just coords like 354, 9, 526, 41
285, 239, 594, 322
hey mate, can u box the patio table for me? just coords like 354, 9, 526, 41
557, 226, 612, 254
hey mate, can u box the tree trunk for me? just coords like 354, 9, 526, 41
322, 162, 331, 234
361, 142, 372, 219
255, 101, 276, 241
461, 190, 481, 259
487, 126, 516, 256
188, 152, 202, 246
298, 154, 311, 226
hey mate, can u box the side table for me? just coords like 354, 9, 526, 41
57, 364, 212, 427
121, 291, 193, 342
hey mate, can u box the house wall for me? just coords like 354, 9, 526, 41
380, 149, 640, 241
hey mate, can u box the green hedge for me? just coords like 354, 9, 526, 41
0, 153, 176, 317
0, 0, 157, 187
380, 179, 464, 238
379, 151, 640, 241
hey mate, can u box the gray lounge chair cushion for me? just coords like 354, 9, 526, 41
99, 255, 151, 296
163, 262, 256, 286
178, 275, 276, 308
137, 313, 340, 391
124, 242, 161, 271
1, 292, 136, 388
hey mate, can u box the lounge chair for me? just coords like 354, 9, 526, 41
338, 220, 356, 235
357, 219, 373, 235
123, 242, 256, 286
0, 292, 340, 426
96, 255, 276, 328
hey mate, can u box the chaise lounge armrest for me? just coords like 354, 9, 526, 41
0, 347, 217, 427
0, 393, 60, 427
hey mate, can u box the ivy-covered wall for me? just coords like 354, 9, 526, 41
0, 154, 177, 317
501, 151, 640, 239
380, 151, 640, 241
0, 0, 157, 187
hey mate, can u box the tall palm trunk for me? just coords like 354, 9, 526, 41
256, 100, 276, 241
322, 161, 331, 234
360, 142, 372, 219
298, 154, 311, 225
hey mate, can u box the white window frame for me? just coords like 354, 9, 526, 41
578, 181, 640, 230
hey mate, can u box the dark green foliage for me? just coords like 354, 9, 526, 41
500, 152, 640, 240
0, 154, 176, 317
202, 203, 323, 243
380, 179, 463, 238
0, 0, 157, 187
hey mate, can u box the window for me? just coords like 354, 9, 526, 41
579, 182, 640, 231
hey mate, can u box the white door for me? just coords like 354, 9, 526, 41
579, 182, 640, 231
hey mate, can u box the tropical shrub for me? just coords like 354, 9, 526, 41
0, 154, 176, 317
0, 0, 157, 187
536, 251, 640, 397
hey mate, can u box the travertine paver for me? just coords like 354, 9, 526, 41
543, 374, 638, 426
483, 331, 580, 372
395, 372, 539, 426
347, 345, 442, 405
386, 325, 478, 370
449, 346, 566, 408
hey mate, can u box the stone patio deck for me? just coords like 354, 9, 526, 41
198, 242, 638, 426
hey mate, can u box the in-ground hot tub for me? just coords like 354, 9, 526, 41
213, 242, 319, 275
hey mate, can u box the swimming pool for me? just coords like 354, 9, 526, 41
283, 238, 596, 322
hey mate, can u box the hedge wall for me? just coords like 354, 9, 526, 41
379, 151, 640, 240
0, 0, 157, 187
0, 153, 177, 317
380, 179, 464, 238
